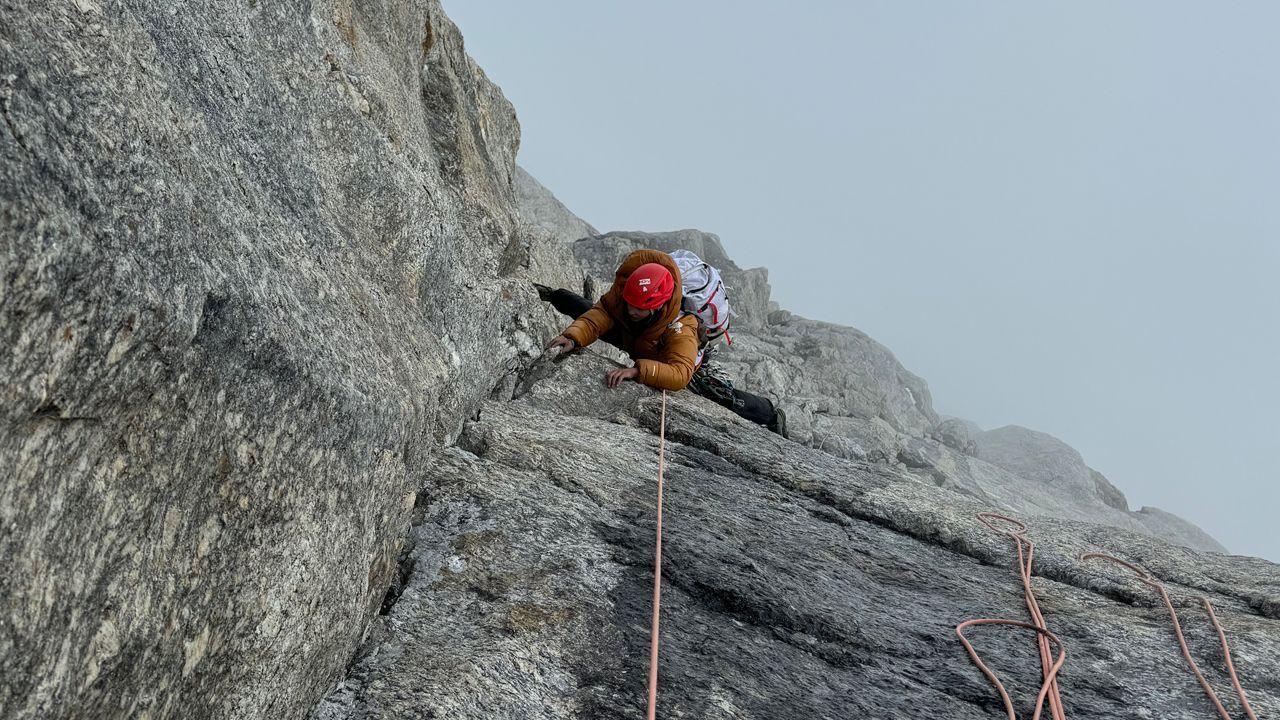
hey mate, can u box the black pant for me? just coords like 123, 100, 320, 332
545, 289, 778, 427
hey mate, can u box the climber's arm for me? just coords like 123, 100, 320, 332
562, 303, 614, 349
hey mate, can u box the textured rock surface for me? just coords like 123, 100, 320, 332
569, 233, 1223, 553
514, 165, 598, 245
973, 426, 1227, 552
315, 352, 1280, 719
3, 1, 1263, 719
976, 425, 1127, 510
0, 1, 567, 717
932, 416, 982, 455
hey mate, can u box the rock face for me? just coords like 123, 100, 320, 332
569, 233, 1224, 554
514, 165, 598, 245
315, 351, 1280, 719
2, 2, 1272, 720
312, 176, 1269, 717
1, 2, 568, 718
976, 425, 1128, 509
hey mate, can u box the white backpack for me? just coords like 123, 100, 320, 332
670, 249, 732, 347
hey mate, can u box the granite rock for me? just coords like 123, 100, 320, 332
1, 3, 1257, 719
316, 352, 1280, 719
514, 165, 598, 245
0, 1, 563, 717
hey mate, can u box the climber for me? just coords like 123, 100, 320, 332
543, 249, 699, 391
538, 249, 788, 437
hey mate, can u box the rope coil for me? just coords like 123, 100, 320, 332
959, 513, 1259, 720
957, 512, 1067, 720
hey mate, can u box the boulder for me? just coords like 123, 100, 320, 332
930, 415, 982, 455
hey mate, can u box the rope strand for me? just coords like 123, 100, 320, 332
958, 513, 1067, 720
646, 390, 668, 720
1079, 553, 1257, 720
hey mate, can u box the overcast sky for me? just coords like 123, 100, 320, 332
446, 1, 1279, 561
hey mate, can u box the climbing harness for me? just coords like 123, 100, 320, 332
959, 512, 1259, 720
1079, 553, 1258, 720
646, 390, 669, 720
956, 513, 1067, 720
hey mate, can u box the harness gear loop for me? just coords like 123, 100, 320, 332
959, 513, 1068, 720
645, 390, 668, 720
1079, 553, 1258, 720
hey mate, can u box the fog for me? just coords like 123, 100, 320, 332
447, 1, 1279, 560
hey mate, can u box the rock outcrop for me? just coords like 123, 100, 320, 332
568, 232, 1225, 553
315, 351, 1280, 719
2, 2, 1272, 719
312, 176, 1272, 717
1, 1, 568, 717
514, 165, 598, 245
975, 425, 1129, 509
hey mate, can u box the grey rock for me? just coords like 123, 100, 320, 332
767, 308, 793, 325
966, 426, 1225, 552
1090, 468, 1130, 512
559, 229, 1220, 552
891, 433, 1225, 551
976, 425, 1112, 499
1134, 506, 1231, 555
931, 415, 982, 455
514, 164, 598, 244
0, 1, 565, 718
2, 1, 1256, 718
318, 352, 1280, 719
734, 320, 939, 438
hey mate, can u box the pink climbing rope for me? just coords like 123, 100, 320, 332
956, 618, 1067, 720
957, 512, 1067, 720
646, 390, 669, 720
630, 399, 1258, 720
1079, 553, 1257, 720
958, 513, 1258, 720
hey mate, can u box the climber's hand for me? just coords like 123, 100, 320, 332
605, 367, 640, 389
546, 335, 576, 354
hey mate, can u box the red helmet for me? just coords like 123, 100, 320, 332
621, 263, 675, 310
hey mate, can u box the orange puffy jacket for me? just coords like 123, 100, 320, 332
562, 249, 700, 391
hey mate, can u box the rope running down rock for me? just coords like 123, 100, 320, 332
1079, 553, 1258, 720
957, 512, 1068, 720
646, 390, 669, 720
959, 512, 1259, 720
